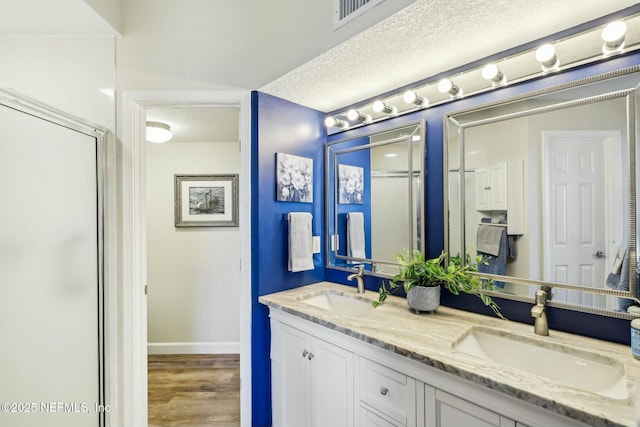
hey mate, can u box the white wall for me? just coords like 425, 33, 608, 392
146, 141, 241, 354
116, 0, 414, 92
117, 0, 256, 92
83, 0, 123, 34
0, 36, 115, 130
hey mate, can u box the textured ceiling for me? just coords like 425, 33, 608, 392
260, 0, 639, 112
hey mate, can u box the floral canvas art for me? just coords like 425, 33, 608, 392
276, 153, 313, 203
338, 164, 364, 204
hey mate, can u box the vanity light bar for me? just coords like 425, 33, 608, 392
324, 13, 640, 134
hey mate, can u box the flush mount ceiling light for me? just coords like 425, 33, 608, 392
324, 116, 349, 129
372, 100, 398, 116
482, 64, 506, 86
146, 121, 173, 143
535, 43, 559, 72
602, 20, 627, 55
437, 79, 461, 97
346, 109, 372, 124
402, 90, 428, 107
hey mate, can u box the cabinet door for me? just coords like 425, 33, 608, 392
475, 162, 508, 211
475, 168, 491, 210
488, 163, 508, 210
272, 323, 309, 427
426, 386, 515, 427
310, 337, 354, 427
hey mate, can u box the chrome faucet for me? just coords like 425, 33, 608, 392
347, 264, 365, 294
531, 288, 549, 336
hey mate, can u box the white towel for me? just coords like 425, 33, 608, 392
347, 212, 366, 260
288, 212, 314, 272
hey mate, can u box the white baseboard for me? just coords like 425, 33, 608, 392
147, 342, 240, 355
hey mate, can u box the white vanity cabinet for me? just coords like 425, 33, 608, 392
270, 318, 355, 427
268, 308, 590, 427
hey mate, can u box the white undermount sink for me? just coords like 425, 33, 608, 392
453, 327, 628, 400
301, 290, 373, 318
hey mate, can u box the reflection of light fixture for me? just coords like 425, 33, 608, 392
602, 20, 627, 54
482, 64, 506, 85
402, 90, 428, 107
384, 153, 398, 158
372, 100, 397, 116
346, 109, 372, 124
535, 43, 559, 71
146, 121, 173, 143
437, 79, 461, 97
324, 116, 348, 129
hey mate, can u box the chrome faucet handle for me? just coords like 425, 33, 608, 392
534, 289, 547, 306
356, 264, 364, 275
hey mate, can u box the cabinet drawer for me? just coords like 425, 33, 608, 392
359, 358, 415, 425
360, 405, 402, 427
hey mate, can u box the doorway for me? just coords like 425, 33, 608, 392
145, 106, 241, 425
121, 91, 252, 427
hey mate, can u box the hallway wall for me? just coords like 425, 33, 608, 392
146, 140, 241, 354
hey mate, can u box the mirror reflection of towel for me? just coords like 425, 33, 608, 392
288, 212, 314, 272
477, 225, 516, 288
347, 212, 366, 260
476, 225, 503, 256
606, 246, 631, 311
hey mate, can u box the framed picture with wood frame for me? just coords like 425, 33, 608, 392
174, 174, 239, 227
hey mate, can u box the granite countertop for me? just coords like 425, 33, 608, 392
259, 281, 640, 427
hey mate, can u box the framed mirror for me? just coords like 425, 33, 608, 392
445, 68, 640, 316
325, 121, 425, 275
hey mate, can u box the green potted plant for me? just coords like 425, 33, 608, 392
373, 250, 505, 319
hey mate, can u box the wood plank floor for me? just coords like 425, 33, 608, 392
148, 354, 240, 427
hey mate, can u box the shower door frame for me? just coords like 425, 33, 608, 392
0, 88, 113, 427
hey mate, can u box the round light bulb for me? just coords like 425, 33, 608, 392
482, 64, 501, 82
602, 21, 626, 49
372, 100, 386, 113
437, 79, 453, 94
535, 44, 557, 68
324, 116, 337, 127
403, 90, 417, 104
347, 109, 360, 121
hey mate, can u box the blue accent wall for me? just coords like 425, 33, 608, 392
251, 91, 326, 426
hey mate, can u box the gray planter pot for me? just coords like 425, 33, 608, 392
407, 285, 441, 314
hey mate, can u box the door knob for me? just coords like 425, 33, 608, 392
302, 349, 309, 358
593, 251, 605, 258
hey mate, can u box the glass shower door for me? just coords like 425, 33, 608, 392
0, 101, 104, 427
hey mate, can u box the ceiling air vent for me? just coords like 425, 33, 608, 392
334, 0, 386, 29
